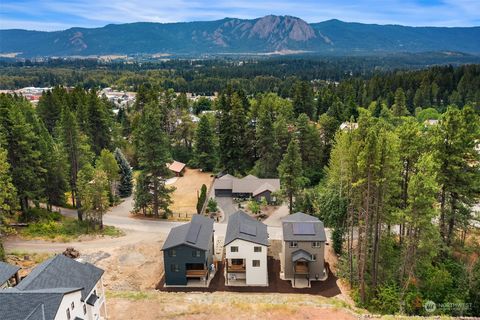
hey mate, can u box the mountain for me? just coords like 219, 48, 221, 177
1, 15, 479, 57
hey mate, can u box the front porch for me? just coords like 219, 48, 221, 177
224, 258, 247, 286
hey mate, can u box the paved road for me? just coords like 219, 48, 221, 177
4, 197, 283, 253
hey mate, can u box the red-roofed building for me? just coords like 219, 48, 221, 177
168, 161, 186, 176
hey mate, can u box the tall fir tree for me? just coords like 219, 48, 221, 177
278, 138, 305, 214
114, 148, 133, 198
194, 115, 216, 171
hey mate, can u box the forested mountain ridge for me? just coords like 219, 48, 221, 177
1, 15, 480, 57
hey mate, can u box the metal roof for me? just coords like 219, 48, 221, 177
15, 255, 104, 301
0, 261, 20, 285
282, 212, 327, 242
224, 210, 269, 246
162, 214, 214, 251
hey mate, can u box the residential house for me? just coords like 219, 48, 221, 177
162, 214, 215, 286
0, 288, 85, 320
213, 174, 280, 203
280, 212, 327, 287
0, 261, 20, 289
168, 160, 186, 177
224, 210, 269, 286
0, 254, 107, 320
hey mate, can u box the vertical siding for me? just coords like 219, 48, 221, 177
282, 241, 325, 279
163, 244, 209, 286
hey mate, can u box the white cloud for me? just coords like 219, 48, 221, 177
0, 0, 478, 30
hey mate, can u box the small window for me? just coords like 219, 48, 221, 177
289, 241, 298, 248
254, 246, 262, 253
192, 250, 201, 257
71, 302, 75, 310
171, 264, 179, 272
230, 246, 239, 252
169, 249, 176, 257
311, 254, 317, 261
312, 241, 322, 248
83, 304, 87, 315
252, 260, 260, 267
66, 309, 71, 320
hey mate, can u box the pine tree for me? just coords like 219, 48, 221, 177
292, 81, 315, 119
114, 148, 133, 198
0, 97, 45, 213
278, 139, 305, 214
85, 90, 112, 155
253, 94, 281, 177
296, 113, 323, 185
194, 115, 215, 171
57, 106, 93, 220
392, 88, 409, 116
134, 101, 173, 218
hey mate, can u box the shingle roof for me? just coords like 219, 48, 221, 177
15, 255, 104, 301
224, 210, 269, 246
0, 287, 81, 320
252, 183, 276, 197
292, 249, 314, 262
213, 174, 280, 194
168, 161, 186, 173
0, 261, 20, 285
282, 212, 327, 242
162, 214, 214, 251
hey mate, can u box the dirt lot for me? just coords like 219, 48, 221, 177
80, 236, 165, 291
107, 291, 358, 320
169, 168, 214, 219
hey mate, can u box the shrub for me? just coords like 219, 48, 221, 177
19, 208, 62, 223
207, 198, 218, 213
332, 227, 344, 254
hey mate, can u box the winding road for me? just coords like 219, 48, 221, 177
4, 195, 284, 253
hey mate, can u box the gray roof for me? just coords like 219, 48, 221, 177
292, 249, 314, 262
213, 174, 280, 194
0, 287, 81, 320
0, 261, 20, 285
15, 255, 104, 301
162, 214, 214, 251
224, 210, 269, 246
282, 212, 327, 242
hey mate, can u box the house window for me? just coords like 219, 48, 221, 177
254, 246, 262, 253
169, 249, 176, 257
230, 246, 239, 252
83, 304, 87, 315
192, 250, 201, 257
231, 259, 243, 265
312, 241, 321, 248
252, 260, 260, 267
289, 241, 298, 248
171, 264, 179, 272
311, 254, 317, 261
66, 308, 71, 320
71, 302, 75, 310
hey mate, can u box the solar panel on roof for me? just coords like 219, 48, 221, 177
292, 222, 315, 235
186, 223, 201, 244
240, 223, 257, 236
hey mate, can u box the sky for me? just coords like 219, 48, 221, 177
0, 0, 479, 31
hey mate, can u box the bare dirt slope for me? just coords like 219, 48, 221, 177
107, 292, 358, 320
